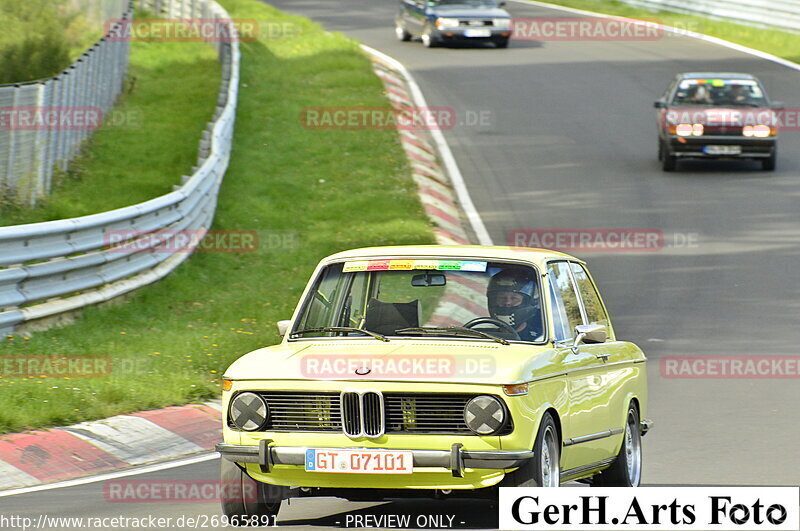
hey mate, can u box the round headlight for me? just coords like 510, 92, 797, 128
229, 392, 268, 431
464, 395, 506, 435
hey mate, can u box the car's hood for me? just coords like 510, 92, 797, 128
224, 340, 563, 385
664, 105, 777, 126
430, 5, 510, 18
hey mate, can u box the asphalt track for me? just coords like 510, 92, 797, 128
5, 0, 798, 528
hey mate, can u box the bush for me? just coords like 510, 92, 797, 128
0, 0, 88, 83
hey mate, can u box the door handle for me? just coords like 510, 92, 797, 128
595, 353, 610, 362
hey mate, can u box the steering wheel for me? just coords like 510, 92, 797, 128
463, 317, 520, 340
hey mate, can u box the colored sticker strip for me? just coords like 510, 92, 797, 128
342, 259, 488, 272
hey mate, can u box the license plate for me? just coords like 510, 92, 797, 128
703, 145, 742, 155
464, 29, 491, 37
305, 449, 413, 474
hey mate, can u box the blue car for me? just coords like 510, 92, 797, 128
396, 0, 512, 48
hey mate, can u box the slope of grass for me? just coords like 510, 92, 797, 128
0, 38, 220, 224
0, 0, 434, 433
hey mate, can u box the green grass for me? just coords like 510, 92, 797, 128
0, 39, 221, 224
0, 0, 435, 434
523, 0, 800, 64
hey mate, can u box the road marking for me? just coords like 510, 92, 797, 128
360, 44, 494, 246
0, 453, 218, 498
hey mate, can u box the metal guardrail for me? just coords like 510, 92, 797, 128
0, 0, 240, 336
620, 0, 800, 32
0, 0, 131, 205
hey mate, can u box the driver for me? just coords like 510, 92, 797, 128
486, 269, 542, 341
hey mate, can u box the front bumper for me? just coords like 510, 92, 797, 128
216, 441, 533, 478
432, 28, 510, 41
666, 136, 775, 159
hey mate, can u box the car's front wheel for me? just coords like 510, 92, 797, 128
661, 141, 677, 171
494, 38, 509, 48
762, 150, 777, 171
220, 459, 284, 526
593, 404, 642, 487
395, 21, 412, 42
421, 24, 439, 47
504, 412, 560, 487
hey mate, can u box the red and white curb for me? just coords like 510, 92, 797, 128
0, 401, 221, 491
365, 46, 489, 247
364, 46, 494, 325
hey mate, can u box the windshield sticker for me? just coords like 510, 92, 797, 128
711, 79, 725, 87
342, 259, 489, 272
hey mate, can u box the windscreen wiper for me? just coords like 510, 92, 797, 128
395, 326, 509, 345
290, 327, 389, 342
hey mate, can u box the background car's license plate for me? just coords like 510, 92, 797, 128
464, 29, 491, 37
703, 145, 742, 155
305, 449, 413, 474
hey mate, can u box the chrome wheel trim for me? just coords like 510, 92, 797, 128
540, 425, 560, 487
625, 412, 642, 486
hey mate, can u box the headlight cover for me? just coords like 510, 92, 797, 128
436, 17, 460, 28
229, 392, 268, 431
493, 18, 511, 29
463, 395, 506, 435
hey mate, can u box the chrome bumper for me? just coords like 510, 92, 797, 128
215, 441, 534, 478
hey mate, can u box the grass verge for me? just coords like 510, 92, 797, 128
522, 0, 800, 64
0, 38, 221, 225
0, 0, 434, 433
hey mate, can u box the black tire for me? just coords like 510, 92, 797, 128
593, 404, 642, 487
395, 21, 411, 42
657, 138, 664, 161
421, 25, 439, 48
661, 141, 676, 172
504, 412, 560, 487
220, 459, 284, 526
762, 151, 776, 171
494, 38, 509, 48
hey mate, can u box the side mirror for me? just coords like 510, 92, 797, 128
567, 324, 607, 353
277, 320, 291, 337
654, 100, 666, 108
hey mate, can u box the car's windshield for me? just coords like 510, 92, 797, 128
434, 0, 500, 7
293, 259, 544, 343
671, 78, 768, 106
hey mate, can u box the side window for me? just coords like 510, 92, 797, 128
298, 265, 343, 329
570, 263, 609, 328
547, 262, 583, 341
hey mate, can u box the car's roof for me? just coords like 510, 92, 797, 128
677, 72, 758, 80
321, 245, 580, 266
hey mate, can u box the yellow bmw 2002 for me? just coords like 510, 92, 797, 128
216, 245, 652, 523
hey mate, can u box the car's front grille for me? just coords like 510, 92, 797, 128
459, 19, 493, 26
258, 392, 341, 432
229, 391, 511, 435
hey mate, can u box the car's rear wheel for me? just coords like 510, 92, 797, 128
504, 412, 560, 487
395, 21, 411, 42
421, 25, 439, 47
661, 141, 676, 171
494, 38, 509, 48
220, 459, 284, 526
593, 404, 642, 487
762, 150, 777, 171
